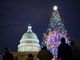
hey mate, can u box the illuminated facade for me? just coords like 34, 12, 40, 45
18, 24, 41, 52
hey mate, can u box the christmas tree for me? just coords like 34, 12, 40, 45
43, 5, 69, 57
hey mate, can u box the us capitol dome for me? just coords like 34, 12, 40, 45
18, 24, 41, 52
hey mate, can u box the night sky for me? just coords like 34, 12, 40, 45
0, 0, 80, 54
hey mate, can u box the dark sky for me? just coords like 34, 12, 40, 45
0, 0, 80, 54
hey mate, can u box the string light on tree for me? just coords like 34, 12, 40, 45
43, 5, 69, 60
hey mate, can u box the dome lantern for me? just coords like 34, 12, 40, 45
27, 24, 32, 32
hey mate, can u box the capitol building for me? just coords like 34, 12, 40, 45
18, 24, 41, 52
0, 24, 41, 60
12, 24, 41, 60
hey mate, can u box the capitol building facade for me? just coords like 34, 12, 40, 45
18, 24, 41, 52
0, 24, 41, 60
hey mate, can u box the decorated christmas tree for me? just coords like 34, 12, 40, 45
43, 5, 69, 57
